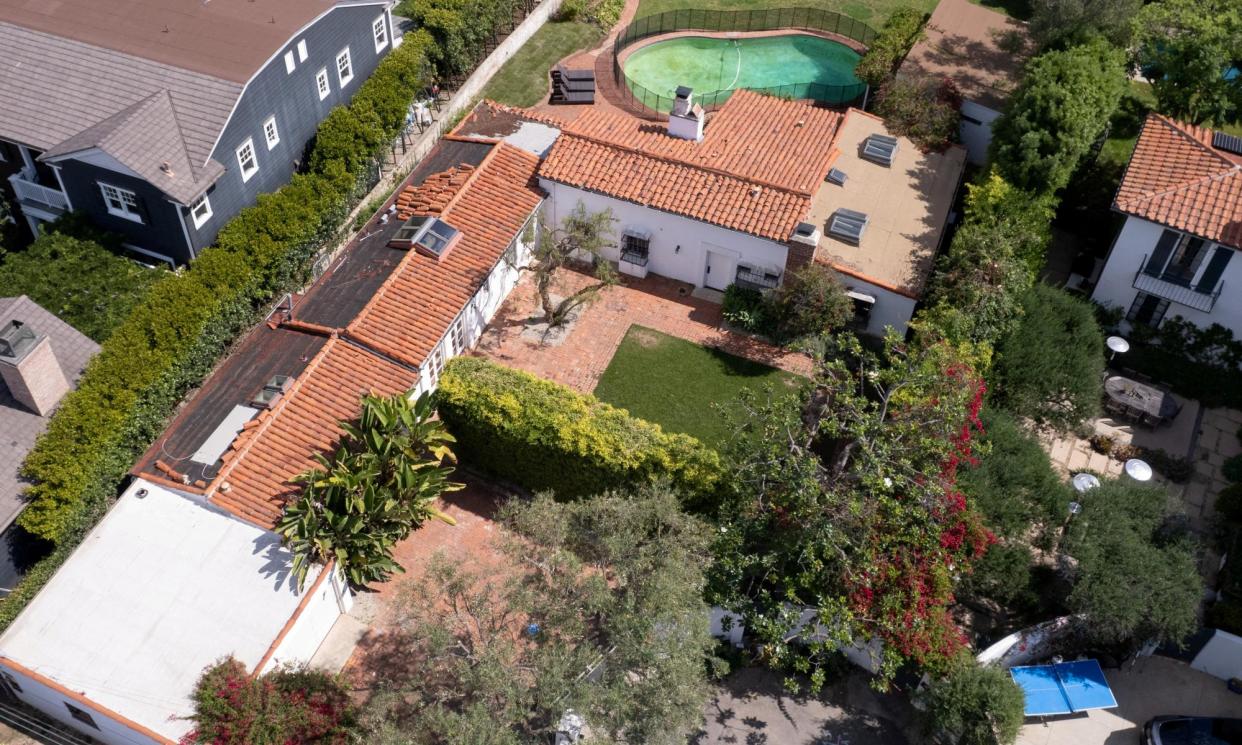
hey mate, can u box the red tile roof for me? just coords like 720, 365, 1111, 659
346, 141, 544, 367
538, 90, 844, 241
394, 164, 476, 219
1115, 113, 1242, 250
207, 337, 418, 529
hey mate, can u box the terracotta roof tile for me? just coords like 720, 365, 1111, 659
537, 90, 844, 241
346, 142, 544, 367
1114, 113, 1242, 250
206, 338, 418, 529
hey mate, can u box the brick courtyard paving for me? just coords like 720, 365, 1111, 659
474, 267, 814, 394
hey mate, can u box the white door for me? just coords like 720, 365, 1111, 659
704, 249, 733, 291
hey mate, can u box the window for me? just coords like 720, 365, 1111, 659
64, 703, 99, 730
450, 320, 465, 354
1164, 234, 1210, 285
1126, 292, 1170, 328
620, 230, 650, 266
315, 68, 331, 100
235, 138, 258, 182
283, 50, 296, 74
99, 183, 143, 222
429, 346, 445, 386
263, 116, 280, 149
336, 47, 353, 86
189, 193, 213, 229
373, 15, 389, 52
297, 39, 308, 62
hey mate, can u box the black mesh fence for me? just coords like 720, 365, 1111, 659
611, 8, 876, 114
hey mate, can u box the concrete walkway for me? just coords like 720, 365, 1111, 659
1016, 655, 1242, 745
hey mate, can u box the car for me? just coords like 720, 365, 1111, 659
1144, 716, 1242, 745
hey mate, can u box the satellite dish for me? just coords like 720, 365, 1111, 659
1124, 459, 1153, 482
1072, 473, 1101, 493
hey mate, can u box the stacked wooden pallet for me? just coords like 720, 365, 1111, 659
550, 65, 595, 104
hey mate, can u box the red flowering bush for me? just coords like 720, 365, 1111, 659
180, 658, 355, 745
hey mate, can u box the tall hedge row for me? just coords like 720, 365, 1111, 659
1, 32, 437, 628
853, 8, 928, 89
435, 357, 721, 505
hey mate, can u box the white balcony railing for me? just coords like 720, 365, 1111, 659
8, 173, 68, 212
1132, 254, 1223, 313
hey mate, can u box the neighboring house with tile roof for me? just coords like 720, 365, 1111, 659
481, 91, 965, 336
897, 0, 1032, 165
0, 134, 543, 744
0, 0, 399, 265
1091, 114, 1242, 335
0, 296, 98, 533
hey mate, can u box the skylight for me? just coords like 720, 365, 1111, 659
388, 215, 461, 258
828, 208, 870, 245
861, 134, 899, 167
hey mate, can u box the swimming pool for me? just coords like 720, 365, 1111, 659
622, 33, 864, 108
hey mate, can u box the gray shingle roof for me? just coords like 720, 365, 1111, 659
0, 296, 99, 532
0, 21, 240, 202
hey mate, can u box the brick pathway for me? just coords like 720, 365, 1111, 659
474, 267, 814, 393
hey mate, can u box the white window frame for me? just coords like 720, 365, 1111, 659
429, 345, 445, 386
336, 47, 354, 87
189, 193, 213, 229
283, 50, 296, 74
263, 115, 280, 150
297, 39, 308, 62
315, 68, 331, 100
98, 182, 143, 223
450, 319, 465, 354
372, 15, 389, 53
235, 138, 258, 182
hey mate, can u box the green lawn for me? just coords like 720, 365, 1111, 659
634, 0, 934, 28
479, 20, 605, 107
592, 326, 806, 450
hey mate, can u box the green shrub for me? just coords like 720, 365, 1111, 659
768, 263, 852, 343
874, 76, 962, 152
921, 663, 1025, 745
854, 8, 928, 89
1, 31, 435, 627
0, 230, 161, 342
721, 285, 770, 334
1217, 484, 1242, 524
435, 357, 721, 505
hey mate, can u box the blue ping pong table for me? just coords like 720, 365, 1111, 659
1009, 660, 1118, 717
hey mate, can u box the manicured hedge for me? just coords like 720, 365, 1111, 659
435, 357, 721, 505
854, 8, 927, 89
2, 33, 437, 627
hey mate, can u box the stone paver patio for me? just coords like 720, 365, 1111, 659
474, 267, 814, 394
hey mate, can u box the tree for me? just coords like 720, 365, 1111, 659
920, 662, 1025, 745
1063, 479, 1201, 646
991, 285, 1104, 431
709, 333, 993, 687
277, 391, 462, 590
356, 486, 715, 744
1133, 0, 1242, 126
1030, 0, 1141, 49
854, 8, 929, 88
990, 39, 1127, 194
768, 263, 852, 342
875, 76, 963, 153
182, 658, 355, 745
524, 203, 617, 328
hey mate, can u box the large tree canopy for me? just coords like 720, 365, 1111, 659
990, 39, 1127, 194
1134, 0, 1242, 126
357, 486, 715, 744
1029, 0, 1141, 49
991, 284, 1105, 432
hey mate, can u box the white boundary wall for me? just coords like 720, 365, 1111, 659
1191, 629, 1242, 682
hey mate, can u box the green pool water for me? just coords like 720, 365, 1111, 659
622, 34, 864, 108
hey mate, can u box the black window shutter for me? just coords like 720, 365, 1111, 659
1144, 229, 1180, 276
1195, 246, 1232, 293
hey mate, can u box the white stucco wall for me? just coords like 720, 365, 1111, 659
260, 567, 350, 674
959, 99, 1001, 166
1191, 629, 1242, 681
1092, 216, 1242, 335
0, 665, 165, 745
540, 181, 790, 290
833, 271, 918, 338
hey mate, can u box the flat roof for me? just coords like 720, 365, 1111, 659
898, 0, 1032, 111
810, 111, 966, 297
0, 479, 320, 742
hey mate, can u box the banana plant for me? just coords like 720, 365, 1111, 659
277, 391, 463, 590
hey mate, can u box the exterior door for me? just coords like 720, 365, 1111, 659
704, 249, 732, 291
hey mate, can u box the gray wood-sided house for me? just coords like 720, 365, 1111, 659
0, 0, 398, 265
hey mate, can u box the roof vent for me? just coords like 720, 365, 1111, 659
828, 209, 870, 245
790, 221, 821, 247
668, 86, 705, 141
388, 215, 461, 259
826, 168, 847, 185
1212, 131, 1242, 156
861, 134, 899, 167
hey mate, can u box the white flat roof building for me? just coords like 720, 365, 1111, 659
0, 480, 345, 745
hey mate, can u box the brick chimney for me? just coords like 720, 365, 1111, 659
0, 320, 70, 416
